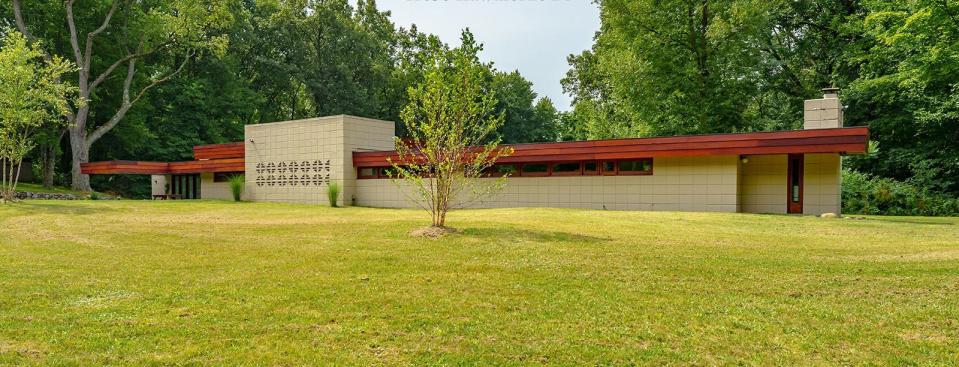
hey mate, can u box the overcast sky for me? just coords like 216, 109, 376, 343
375, 0, 601, 110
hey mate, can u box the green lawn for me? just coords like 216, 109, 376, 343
1, 201, 957, 365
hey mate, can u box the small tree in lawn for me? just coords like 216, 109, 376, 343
391, 31, 513, 230
0, 30, 78, 203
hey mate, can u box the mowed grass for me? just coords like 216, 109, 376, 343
1, 201, 958, 365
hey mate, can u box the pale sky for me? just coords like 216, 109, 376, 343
374, 0, 601, 110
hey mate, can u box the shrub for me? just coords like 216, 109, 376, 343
228, 175, 245, 202
842, 169, 959, 216
89, 191, 100, 200
327, 181, 341, 207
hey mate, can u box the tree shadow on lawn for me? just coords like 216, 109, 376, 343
458, 226, 611, 245
0, 201, 121, 217
862, 216, 956, 226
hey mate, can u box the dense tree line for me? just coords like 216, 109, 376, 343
3, 0, 957, 204
563, 0, 959, 200
1, 0, 557, 196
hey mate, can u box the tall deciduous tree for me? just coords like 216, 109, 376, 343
391, 31, 512, 229
491, 71, 559, 143
563, 0, 771, 138
845, 0, 959, 194
0, 30, 78, 202
11, 0, 234, 191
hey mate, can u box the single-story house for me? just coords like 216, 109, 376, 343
82, 89, 868, 215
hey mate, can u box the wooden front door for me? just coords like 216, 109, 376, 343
787, 154, 804, 214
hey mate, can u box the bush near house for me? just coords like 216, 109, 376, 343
228, 174, 245, 202
842, 169, 959, 216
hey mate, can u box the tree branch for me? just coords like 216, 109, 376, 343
10, 0, 38, 44
83, 0, 120, 73
65, 0, 85, 66
86, 51, 193, 146
89, 44, 169, 91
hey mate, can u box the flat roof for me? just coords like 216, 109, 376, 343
352, 127, 870, 167
81, 126, 869, 174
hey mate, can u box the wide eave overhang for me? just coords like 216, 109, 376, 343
81, 142, 245, 175
352, 127, 870, 167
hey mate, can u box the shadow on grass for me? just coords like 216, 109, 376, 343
459, 226, 611, 244
1, 201, 120, 216
860, 216, 956, 226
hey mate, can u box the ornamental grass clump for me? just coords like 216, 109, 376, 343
327, 181, 341, 207
228, 174, 245, 202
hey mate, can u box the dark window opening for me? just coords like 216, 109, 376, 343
358, 167, 377, 178
213, 172, 244, 183
552, 162, 581, 175
583, 161, 599, 175
601, 161, 617, 175
357, 159, 655, 179
618, 159, 653, 175
521, 163, 549, 176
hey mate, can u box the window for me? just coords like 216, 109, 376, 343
357, 159, 654, 179
601, 161, 617, 175
485, 164, 518, 177
213, 172, 244, 182
552, 162, 581, 175
618, 159, 653, 175
583, 161, 599, 175
521, 163, 549, 176
358, 167, 377, 178
378, 167, 399, 178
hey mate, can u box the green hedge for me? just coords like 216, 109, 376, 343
842, 170, 959, 216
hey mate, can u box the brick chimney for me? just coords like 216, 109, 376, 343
804, 87, 843, 129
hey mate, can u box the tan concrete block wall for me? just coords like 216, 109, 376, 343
151, 175, 168, 196
244, 115, 394, 206
355, 156, 739, 212
739, 154, 787, 214
803, 153, 841, 215
342, 116, 396, 206
199, 173, 243, 201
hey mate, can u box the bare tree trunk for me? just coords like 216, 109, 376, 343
40, 132, 64, 188
70, 127, 91, 191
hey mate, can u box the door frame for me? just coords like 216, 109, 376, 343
787, 154, 804, 214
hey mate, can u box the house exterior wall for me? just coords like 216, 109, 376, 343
355, 156, 740, 212
739, 155, 788, 214
230, 114, 844, 214
737, 153, 842, 215
199, 173, 238, 200
803, 153, 841, 215
151, 175, 168, 196
243, 115, 394, 205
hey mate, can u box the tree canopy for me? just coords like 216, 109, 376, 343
563, 0, 959, 198
3, 0, 957, 201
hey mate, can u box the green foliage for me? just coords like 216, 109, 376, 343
327, 181, 341, 207
88, 191, 99, 200
562, 0, 774, 138
563, 0, 959, 204
491, 71, 559, 143
392, 30, 512, 228
842, 169, 959, 216
0, 30, 78, 202
844, 0, 959, 196
228, 174, 244, 202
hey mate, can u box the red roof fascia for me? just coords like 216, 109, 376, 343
193, 142, 245, 160
353, 127, 870, 167
81, 158, 245, 175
